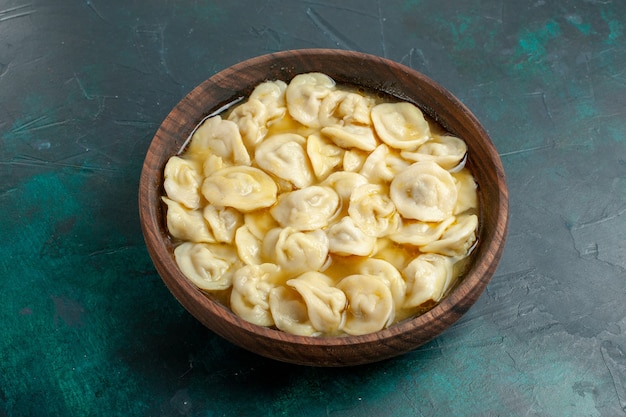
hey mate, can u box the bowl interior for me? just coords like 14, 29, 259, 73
139, 49, 509, 366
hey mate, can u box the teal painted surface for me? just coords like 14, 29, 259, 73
1, 1, 625, 416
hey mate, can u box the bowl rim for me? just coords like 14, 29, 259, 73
139, 48, 509, 364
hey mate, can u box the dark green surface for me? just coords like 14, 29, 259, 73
1, 1, 625, 416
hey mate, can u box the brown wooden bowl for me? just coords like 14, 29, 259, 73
139, 49, 509, 367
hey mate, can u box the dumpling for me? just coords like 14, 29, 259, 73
389, 161, 458, 222
336, 274, 394, 335
371, 102, 431, 150
354, 258, 406, 309
174, 242, 239, 291
262, 227, 329, 274
254, 133, 314, 189
230, 263, 282, 327
243, 209, 279, 240
420, 214, 478, 257
342, 148, 369, 172
249, 80, 288, 124
163, 156, 203, 209
359, 144, 411, 184
285, 72, 336, 128
227, 98, 268, 149
348, 184, 399, 237
453, 171, 479, 215
306, 133, 344, 180
234, 224, 263, 266
162, 197, 215, 243
402, 253, 453, 308
372, 237, 413, 272
320, 124, 378, 152
389, 216, 456, 246
318, 90, 374, 127
270, 186, 340, 231
320, 171, 368, 204
203, 205, 243, 244
187, 115, 251, 174
326, 216, 376, 257
287, 271, 346, 334
201, 166, 278, 212
269, 286, 317, 336
401, 134, 468, 170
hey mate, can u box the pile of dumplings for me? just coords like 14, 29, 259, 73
162, 72, 479, 337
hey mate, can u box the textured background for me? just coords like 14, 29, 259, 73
1, 1, 625, 416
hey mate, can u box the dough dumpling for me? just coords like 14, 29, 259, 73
162, 197, 215, 243
249, 79, 288, 123
390, 161, 457, 222
254, 133, 314, 189
203, 205, 243, 244
401, 134, 467, 170
348, 184, 399, 237
287, 272, 346, 334
201, 166, 278, 212
227, 98, 268, 149
306, 133, 344, 180
326, 216, 376, 257
174, 242, 239, 291
360, 144, 410, 184
163, 156, 203, 209
336, 274, 394, 335
355, 258, 406, 308
234, 224, 263, 266
318, 90, 373, 127
285, 72, 335, 128
269, 286, 317, 336
188, 115, 251, 173
390, 216, 456, 246
342, 148, 369, 172
320, 124, 378, 152
320, 171, 368, 204
371, 102, 431, 150
244, 209, 279, 240
262, 227, 329, 274
230, 263, 281, 327
403, 253, 452, 308
270, 186, 339, 231
453, 171, 479, 215
420, 214, 478, 257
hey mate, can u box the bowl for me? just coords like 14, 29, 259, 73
139, 49, 509, 367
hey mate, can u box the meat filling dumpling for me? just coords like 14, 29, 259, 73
162, 197, 215, 243
420, 214, 478, 257
326, 216, 376, 257
401, 134, 468, 170
371, 102, 431, 150
188, 116, 251, 175
337, 274, 394, 335
201, 166, 278, 212
174, 242, 239, 291
262, 227, 329, 275
203, 205, 243, 244
287, 272, 346, 334
402, 253, 452, 308
269, 286, 317, 336
270, 186, 340, 231
163, 156, 203, 210
285, 72, 335, 128
230, 263, 282, 327
255, 133, 314, 189
249, 79, 288, 123
390, 161, 457, 222
348, 183, 399, 237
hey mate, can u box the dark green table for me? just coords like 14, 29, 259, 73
2, 1, 625, 415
